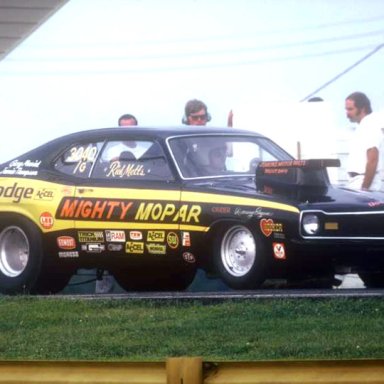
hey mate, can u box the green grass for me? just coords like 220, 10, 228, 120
1, 296, 384, 361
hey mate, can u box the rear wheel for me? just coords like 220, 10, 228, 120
214, 224, 266, 289
0, 218, 43, 294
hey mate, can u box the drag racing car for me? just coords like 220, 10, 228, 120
1, 126, 384, 294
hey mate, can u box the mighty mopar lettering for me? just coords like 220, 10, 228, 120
56, 197, 133, 221
56, 197, 202, 223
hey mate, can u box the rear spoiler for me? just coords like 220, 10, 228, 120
256, 158, 340, 196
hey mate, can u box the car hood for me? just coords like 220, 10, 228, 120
184, 172, 384, 214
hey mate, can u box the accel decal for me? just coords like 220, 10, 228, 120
147, 230, 165, 242
126, 241, 144, 254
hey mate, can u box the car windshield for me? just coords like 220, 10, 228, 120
168, 134, 293, 179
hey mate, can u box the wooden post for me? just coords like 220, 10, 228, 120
166, 357, 203, 384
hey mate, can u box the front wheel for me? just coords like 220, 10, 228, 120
214, 225, 266, 289
0, 217, 43, 294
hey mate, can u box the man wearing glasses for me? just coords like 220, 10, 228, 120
182, 99, 212, 126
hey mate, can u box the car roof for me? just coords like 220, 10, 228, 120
62, 125, 265, 140
2, 126, 267, 165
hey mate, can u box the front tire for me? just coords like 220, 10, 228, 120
214, 224, 266, 289
0, 217, 43, 294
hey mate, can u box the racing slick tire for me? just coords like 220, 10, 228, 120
0, 217, 43, 294
214, 224, 267, 289
113, 266, 196, 292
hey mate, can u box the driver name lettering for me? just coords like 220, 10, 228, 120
107, 162, 145, 178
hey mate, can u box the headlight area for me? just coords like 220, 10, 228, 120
300, 212, 321, 236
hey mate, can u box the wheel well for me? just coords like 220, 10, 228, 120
203, 219, 244, 272
0, 213, 42, 234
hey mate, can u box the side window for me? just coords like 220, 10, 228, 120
92, 140, 174, 181
54, 142, 103, 178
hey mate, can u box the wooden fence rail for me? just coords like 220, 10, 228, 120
0, 358, 384, 384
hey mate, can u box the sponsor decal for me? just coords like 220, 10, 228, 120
325, 222, 339, 230
167, 232, 179, 249
147, 230, 165, 242
135, 203, 201, 223
146, 243, 167, 254
129, 230, 142, 240
126, 241, 144, 254
81, 243, 105, 253
0, 182, 34, 203
57, 236, 76, 250
40, 212, 54, 229
260, 160, 307, 175
272, 243, 286, 260
260, 218, 283, 237
78, 231, 104, 242
34, 188, 55, 201
0, 159, 41, 177
61, 187, 73, 196
368, 201, 384, 207
58, 251, 79, 258
57, 197, 134, 221
182, 232, 191, 247
211, 206, 231, 214
105, 230, 126, 242
108, 243, 123, 251
182, 252, 196, 263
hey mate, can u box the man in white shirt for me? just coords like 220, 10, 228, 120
345, 92, 384, 192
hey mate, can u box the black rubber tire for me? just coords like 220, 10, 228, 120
213, 224, 267, 289
0, 217, 43, 294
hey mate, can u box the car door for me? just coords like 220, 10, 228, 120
60, 138, 184, 261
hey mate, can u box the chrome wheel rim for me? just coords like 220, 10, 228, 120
221, 226, 256, 277
0, 226, 29, 277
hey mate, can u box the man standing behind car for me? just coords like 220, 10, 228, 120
118, 113, 138, 126
182, 99, 211, 126
345, 92, 384, 192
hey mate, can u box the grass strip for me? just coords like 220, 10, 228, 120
0, 296, 383, 361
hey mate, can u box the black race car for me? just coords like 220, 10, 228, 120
0, 126, 383, 294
